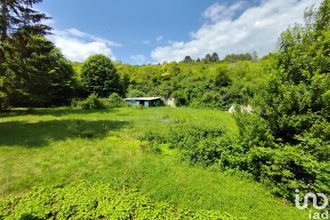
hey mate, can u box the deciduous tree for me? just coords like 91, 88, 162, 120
81, 54, 121, 97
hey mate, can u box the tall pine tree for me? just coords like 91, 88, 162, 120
0, 0, 75, 108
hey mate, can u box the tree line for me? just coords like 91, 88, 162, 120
182, 51, 258, 63
0, 0, 265, 111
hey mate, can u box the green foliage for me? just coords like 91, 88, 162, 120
215, 68, 231, 87
233, 112, 329, 198
223, 53, 257, 63
107, 92, 126, 107
0, 0, 74, 107
72, 94, 106, 110
3, 35, 76, 107
233, 0, 330, 199
0, 182, 237, 219
126, 87, 146, 98
167, 125, 242, 168
211, 52, 220, 62
139, 130, 167, 154
116, 59, 271, 110
234, 113, 274, 150
201, 53, 220, 63
165, 116, 329, 200
0, 0, 51, 43
81, 54, 121, 97
46, 49, 77, 106
0, 92, 9, 111
242, 146, 330, 198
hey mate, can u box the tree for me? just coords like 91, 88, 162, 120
182, 56, 193, 63
5, 36, 76, 107
0, 0, 51, 67
235, 0, 330, 197
119, 73, 129, 97
0, 0, 53, 108
203, 54, 212, 63
47, 49, 76, 106
257, 0, 329, 144
211, 52, 220, 62
0, 0, 50, 40
81, 54, 121, 97
223, 53, 253, 63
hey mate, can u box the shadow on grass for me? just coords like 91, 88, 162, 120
0, 108, 118, 118
0, 119, 129, 147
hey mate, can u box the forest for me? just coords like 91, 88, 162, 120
0, 0, 329, 219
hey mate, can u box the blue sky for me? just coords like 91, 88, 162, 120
38, 0, 321, 64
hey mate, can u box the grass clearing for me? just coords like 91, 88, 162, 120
0, 107, 307, 219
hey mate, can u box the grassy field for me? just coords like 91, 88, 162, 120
0, 107, 307, 219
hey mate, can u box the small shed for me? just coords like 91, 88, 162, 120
124, 97, 162, 107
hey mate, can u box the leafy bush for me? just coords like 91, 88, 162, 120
233, 112, 330, 199
243, 146, 330, 198
167, 125, 242, 168
0, 182, 238, 219
165, 116, 329, 200
71, 94, 105, 110
141, 130, 167, 144
108, 92, 126, 107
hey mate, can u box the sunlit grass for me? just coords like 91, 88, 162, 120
0, 107, 307, 219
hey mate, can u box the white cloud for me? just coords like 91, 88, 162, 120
151, 0, 322, 63
203, 1, 246, 22
130, 54, 146, 65
156, 35, 163, 42
49, 28, 121, 62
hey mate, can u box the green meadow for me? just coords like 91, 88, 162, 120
0, 107, 307, 219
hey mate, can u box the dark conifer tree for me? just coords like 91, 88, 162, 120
183, 56, 193, 63
211, 52, 220, 62
0, 0, 63, 108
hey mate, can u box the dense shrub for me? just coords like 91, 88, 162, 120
233, 112, 330, 199
141, 130, 167, 144
0, 182, 238, 219
242, 146, 330, 198
108, 92, 126, 108
165, 116, 329, 200
71, 94, 105, 110
167, 125, 242, 168
233, 0, 330, 199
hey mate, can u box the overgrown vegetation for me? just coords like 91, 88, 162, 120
143, 0, 330, 201
116, 59, 270, 109
0, 182, 237, 219
0, 0, 328, 218
0, 107, 307, 219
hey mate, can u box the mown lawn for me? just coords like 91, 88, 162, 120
0, 107, 307, 219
